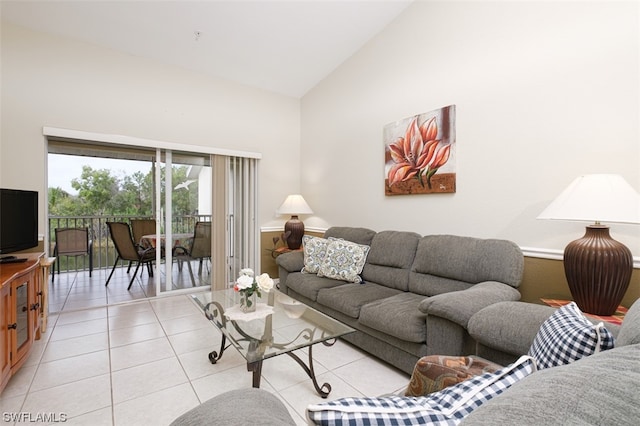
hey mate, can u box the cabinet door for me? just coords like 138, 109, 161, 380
0, 284, 11, 393
11, 275, 34, 368
29, 268, 41, 339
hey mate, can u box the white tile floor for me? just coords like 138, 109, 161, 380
0, 267, 410, 425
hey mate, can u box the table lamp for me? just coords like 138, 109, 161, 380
278, 194, 313, 250
537, 174, 640, 315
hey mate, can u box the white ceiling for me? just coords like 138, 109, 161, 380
1, 0, 413, 98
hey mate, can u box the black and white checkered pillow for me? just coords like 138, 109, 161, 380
528, 301, 615, 370
306, 356, 535, 425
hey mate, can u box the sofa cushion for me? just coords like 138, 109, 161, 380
405, 355, 503, 397
461, 344, 640, 426
359, 292, 426, 343
307, 355, 535, 425
301, 235, 329, 274
409, 235, 523, 296
616, 298, 640, 346
284, 272, 347, 302
316, 283, 400, 319
317, 238, 370, 283
323, 226, 376, 246
409, 272, 474, 297
360, 230, 421, 291
528, 302, 615, 370
419, 282, 521, 328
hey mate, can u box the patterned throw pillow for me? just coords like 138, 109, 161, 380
528, 301, 615, 370
405, 355, 502, 397
307, 356, 535, 425
317, 238, 370, 284
301, 235, 330, 274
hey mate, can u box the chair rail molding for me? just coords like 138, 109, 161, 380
521, 246, 640, 269
260, 227, 640, 269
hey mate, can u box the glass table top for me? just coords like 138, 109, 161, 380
191, 289, 354, 363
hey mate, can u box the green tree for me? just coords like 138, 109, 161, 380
47, 187, 68, 213
71, 166, 119, 215
117, 171, 153, 215
47, 187, 79, 216
50, 162, 199, 217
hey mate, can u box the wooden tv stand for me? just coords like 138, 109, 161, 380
1, 252, 44, 394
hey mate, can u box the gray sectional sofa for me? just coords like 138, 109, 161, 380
458, 298, 640, 425
276, 226, 524, 374
172, 299, 640, 425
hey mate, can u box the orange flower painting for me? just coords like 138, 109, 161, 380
384, 105, 456, 195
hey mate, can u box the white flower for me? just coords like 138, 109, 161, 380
235, 274, 254, 290
239, 268, 254, 277
255, 273, 274, 292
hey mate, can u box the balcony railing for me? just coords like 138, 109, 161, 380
48, 215, 212, 274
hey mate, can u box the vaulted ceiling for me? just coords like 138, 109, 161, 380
1, 0, 413, 98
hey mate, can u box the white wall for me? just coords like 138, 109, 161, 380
0, 22, 301, 233
2, 2, 638, 257
300, 1, 640, 256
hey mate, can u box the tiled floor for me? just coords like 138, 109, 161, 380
0, 267, 410, 425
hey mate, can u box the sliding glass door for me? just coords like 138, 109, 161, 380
46, 129, 260, 299
154, 149, 213, 294
155, 152, 259, 292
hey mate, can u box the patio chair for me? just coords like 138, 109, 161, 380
52, 227, 93, 281
130, 218, 156, 248
106, 221, 157, 290
130, 218, 156, 272
174, 221, 212, 286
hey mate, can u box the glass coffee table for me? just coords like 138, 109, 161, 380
191, 289, 354, 398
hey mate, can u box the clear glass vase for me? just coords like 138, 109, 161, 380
240, 291, 257, 313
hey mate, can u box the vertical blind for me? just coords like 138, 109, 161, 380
225, 156, 259, 284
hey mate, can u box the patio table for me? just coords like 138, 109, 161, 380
140, 233, 192, 250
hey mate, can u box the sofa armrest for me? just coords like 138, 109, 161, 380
467, 301, 554, 357
276, 250, 304, 272
276, 251, 304, 272
468, 301, 623, 358
418, 281, 521, 328
275, 251, 304, 293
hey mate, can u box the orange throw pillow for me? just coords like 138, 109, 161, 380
405, 355, 503, 396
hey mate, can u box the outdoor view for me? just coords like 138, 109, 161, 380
48, 154, 197, 217
48, 153, 211, 290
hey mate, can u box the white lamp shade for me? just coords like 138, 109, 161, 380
278, 194, 313, 215
537, 174, 640, 225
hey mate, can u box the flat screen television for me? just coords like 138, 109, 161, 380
0, 188, 39, 255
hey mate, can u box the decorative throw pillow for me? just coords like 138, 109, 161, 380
317, 238, 370, 284
301, 235, 329, 274
405, 355, 502, 397
528, 301, 615, 370
307, 355, 535, 425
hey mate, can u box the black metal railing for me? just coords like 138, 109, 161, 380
48, 215, 211, 274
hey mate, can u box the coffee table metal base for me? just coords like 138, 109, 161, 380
207, 333, 334, 398
194, 292, 354, 399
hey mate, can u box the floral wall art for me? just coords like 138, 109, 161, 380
384, 105, 456, 195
